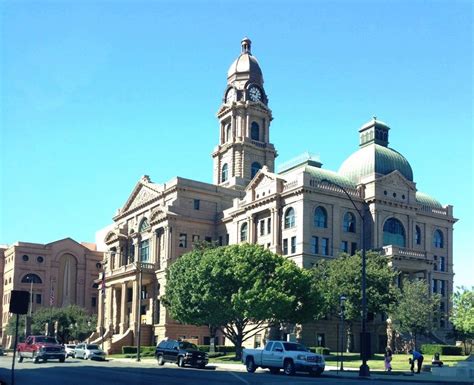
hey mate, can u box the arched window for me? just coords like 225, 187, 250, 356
251, 162, 262, 179
415, 225, 421, 245
221, 163, 228, 183
284, 207, 296, 229
314, 206, 327, 228
251, 122, 259, 141
433, 230, 444, 248
21, 273, 42, 284
240, 222, 248, 242
139, 218, 149, 232
383, 218, 406, 247
343, 212, 356, 233
226, 124, 231, 142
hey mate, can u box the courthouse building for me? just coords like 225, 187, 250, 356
95, 38, 456, 353
0, 238, 103, 346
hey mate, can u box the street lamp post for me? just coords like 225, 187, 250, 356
321, 178, 370, 377
340, 295, 346, 371
135, 260, 143, 362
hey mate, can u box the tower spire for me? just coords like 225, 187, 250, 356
241, 37, 251, 54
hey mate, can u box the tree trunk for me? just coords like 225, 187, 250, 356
234, 335, 243, 360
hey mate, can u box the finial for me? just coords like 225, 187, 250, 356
373, 115, 377, 121
241, 37, 251, 54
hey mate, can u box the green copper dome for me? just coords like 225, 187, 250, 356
416, 191, 443, 209
338, 143, 414, 183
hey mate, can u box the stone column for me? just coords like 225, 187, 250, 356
112, 287, 118, 333
120, 283, 127, 334
271, 207, 281, 253
105, 287, 113, 332
131, 279, 139, 333
97, 289, 104, 333
247, 216, 254, 244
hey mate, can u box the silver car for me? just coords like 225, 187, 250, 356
64, 344, 76, 358
74, 343, 106, 361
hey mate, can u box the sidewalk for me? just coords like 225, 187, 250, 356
111, 358, 473, 384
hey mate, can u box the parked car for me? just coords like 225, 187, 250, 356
242, 341, 325, 376
64, 344, 76, 358
74, 343, 106, 361
17, 335, 66, 363
155, 339, 208, 368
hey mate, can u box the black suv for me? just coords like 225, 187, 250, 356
155, 339, 208, 368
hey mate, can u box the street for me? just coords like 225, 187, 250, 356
0, 356, 459, 385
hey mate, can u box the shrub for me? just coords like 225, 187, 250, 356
309, 347, 331, 355
122, 346, 155, 354
421, 344, 463, 356
197, 345, 210, 352
197, 345, 236, 353
208, 352, 226, 358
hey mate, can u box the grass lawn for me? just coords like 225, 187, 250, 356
210, 353, 469, 371
325, 353, 468, 371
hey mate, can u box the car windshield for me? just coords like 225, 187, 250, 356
87, 344, 99, 350
283, 343, 309, 352
35, 337, 58, 344
66, 345, 75, 348
179, 341, 197, 350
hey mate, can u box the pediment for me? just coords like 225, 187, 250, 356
246, 166, 284, 192
119, 176, 162, 215
377, 170, 416, 190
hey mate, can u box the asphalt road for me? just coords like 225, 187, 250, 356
0, 356, 453, 385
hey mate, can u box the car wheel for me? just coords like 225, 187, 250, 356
33, 354, 40, 364
269, 367, 280, 374
59, 357, 65, 363
157, 355, 165, 366
177, 356, 185, 368
245, 358, 257, 373
283, 360, 295, 376
198, 363, 206, 369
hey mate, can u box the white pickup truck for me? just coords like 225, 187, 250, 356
242, 340, 325, 376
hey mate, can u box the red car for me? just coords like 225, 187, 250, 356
17, 335, 66, 363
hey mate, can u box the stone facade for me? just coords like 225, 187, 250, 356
0, 238, 104, 346
96, 38, 456, 354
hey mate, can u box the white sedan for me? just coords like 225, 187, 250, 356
74, 343, 106, 361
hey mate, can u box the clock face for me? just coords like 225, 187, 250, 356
249, 86, 262, 102
226, 88, 236, 103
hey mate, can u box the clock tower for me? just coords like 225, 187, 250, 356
212, 38, 277, 189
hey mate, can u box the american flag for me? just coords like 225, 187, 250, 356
49, 284, 55, 306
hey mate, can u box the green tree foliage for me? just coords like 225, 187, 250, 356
451, 286, 474, 354
163, 244, 323, 358
6, 305, 96, 343
390, 278, 440, 349
312, 251, 398, 351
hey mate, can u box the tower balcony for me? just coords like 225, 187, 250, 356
380, 245, 434, 272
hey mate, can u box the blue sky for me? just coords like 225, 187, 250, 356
1, 1, 472, 287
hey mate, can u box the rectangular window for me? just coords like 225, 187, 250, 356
254, 334, 262, 348
179, 234, 187, 248
432, 279, 438, 293
291, 236, 296, 254
192, 234, 200, 243
340, 241, 348, 253
267, 218, 271, 234
218, 236, 223, 246
434, 255, 438, 271
321, 238, 329, 256
260, 220, 265, 236
440, 256, 445, 272
194, 199, 200, 210
35, 294, 42, 304
440, 280, 446, 296
91, 297, 97, 307
127, 288, 133, 302
226, 234, 229, 245
205, 236, 212, 243
140, 240, 149, 262
351, 242, 357, 255
283, 239, 288, 255
311, 236, 318, 254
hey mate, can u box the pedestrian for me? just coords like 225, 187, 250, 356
384, 347, 393, 372
408, 349, 424, 373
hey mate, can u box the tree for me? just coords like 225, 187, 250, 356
312, 251, 398, 352
6, 305, 96, 343
163, 244, 323, 358
451, 286, 474, 354
390, 278, 440, 349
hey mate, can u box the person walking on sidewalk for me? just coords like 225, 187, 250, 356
384, 347, 393, 372
408, 349, 424, 373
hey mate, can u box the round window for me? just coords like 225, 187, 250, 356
22, 255, 29, 262
37, 256, 44, 263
